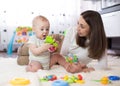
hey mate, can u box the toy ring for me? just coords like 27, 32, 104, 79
108, 76, 120, 81
52, 80, 69, 86
10, 78, 30, 85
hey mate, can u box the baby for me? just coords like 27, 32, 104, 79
26, 15, 55, 72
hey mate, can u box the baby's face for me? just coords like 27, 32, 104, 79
34, 20, 50, 40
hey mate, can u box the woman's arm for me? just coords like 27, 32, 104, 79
60, 27, 74, 56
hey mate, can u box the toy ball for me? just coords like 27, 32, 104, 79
52, 80, 69, 86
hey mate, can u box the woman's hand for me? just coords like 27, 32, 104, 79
65, 62, 95, 73
65, 62, 86, 73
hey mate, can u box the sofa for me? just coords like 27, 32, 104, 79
17, 34, 64, 65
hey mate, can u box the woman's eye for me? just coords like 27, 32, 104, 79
80, 24, 84, 29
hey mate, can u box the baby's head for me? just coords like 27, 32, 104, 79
32, 15, 50, 40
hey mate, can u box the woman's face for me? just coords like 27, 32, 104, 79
77, 16, 90, 37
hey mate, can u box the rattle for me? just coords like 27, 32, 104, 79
45, 36, 58, 52
65, 54, 78, 64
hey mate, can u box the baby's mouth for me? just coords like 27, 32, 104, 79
43, 35, 46, 40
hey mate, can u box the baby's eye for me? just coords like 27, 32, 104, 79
46, 28, 49, 31
41, 29, 44, 31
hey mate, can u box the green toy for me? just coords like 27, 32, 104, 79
65, 54, 78, 64
44, 36, 58, 52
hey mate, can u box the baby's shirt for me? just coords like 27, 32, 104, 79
27, 35, 50, 70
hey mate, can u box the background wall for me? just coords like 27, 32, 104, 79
0, 0, 101, 51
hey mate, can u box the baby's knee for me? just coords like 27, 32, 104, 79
26, 61, 43, 72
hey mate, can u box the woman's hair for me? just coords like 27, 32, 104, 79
76, 10, 107, 60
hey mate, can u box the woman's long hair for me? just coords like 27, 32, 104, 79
76, 10, 107, 60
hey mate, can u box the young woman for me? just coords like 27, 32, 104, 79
50, 10, 108, 73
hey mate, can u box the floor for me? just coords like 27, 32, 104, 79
0, 52, 18, 58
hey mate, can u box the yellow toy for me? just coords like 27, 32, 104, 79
100, 76, 109, 85
9, 77, 30, 85
93, 76, 110, 85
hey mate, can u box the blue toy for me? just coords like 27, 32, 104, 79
108, 76, 120, 81
52, 80, 69, 86
7, 31, 16, 56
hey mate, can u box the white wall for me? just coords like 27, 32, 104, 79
0, 0, 81, 51
0, 0, 81, 33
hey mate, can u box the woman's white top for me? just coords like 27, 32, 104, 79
60, 27, 108, 69
27, 35, 50, 70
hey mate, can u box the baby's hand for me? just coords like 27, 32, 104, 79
41, 43, 53, 51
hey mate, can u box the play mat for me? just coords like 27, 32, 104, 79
0, 55, 120, 86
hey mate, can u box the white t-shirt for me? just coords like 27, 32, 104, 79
27, 35, 50, 70
60, 27, 108, 69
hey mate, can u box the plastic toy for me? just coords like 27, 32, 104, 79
7, 31, 16, 56
9, 77, 30, 85
65, 54, 78, 64
61, 74, 85, 84
39, 75, 57, 82
108, 76, 120, 81
100, 76, 110, 85
52, 80, 69, 86
93, 76, 110, 85
44, 36, 58, 52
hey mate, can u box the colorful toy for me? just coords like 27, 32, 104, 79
108, 76, 120, 81
9, 77, 30, 85
39, 75, 57, 82
44, 36, 58, 52
61, 74, 85, 84
65, 54, 78, 64
52, 80, 69, 86
93, 75, 120, 85
93, 76, 111, 85
7, 26, 33, 56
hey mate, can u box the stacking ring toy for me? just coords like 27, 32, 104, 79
108, 76, 120, 81
10, 78, 30, 85
52, 80, 69, 86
